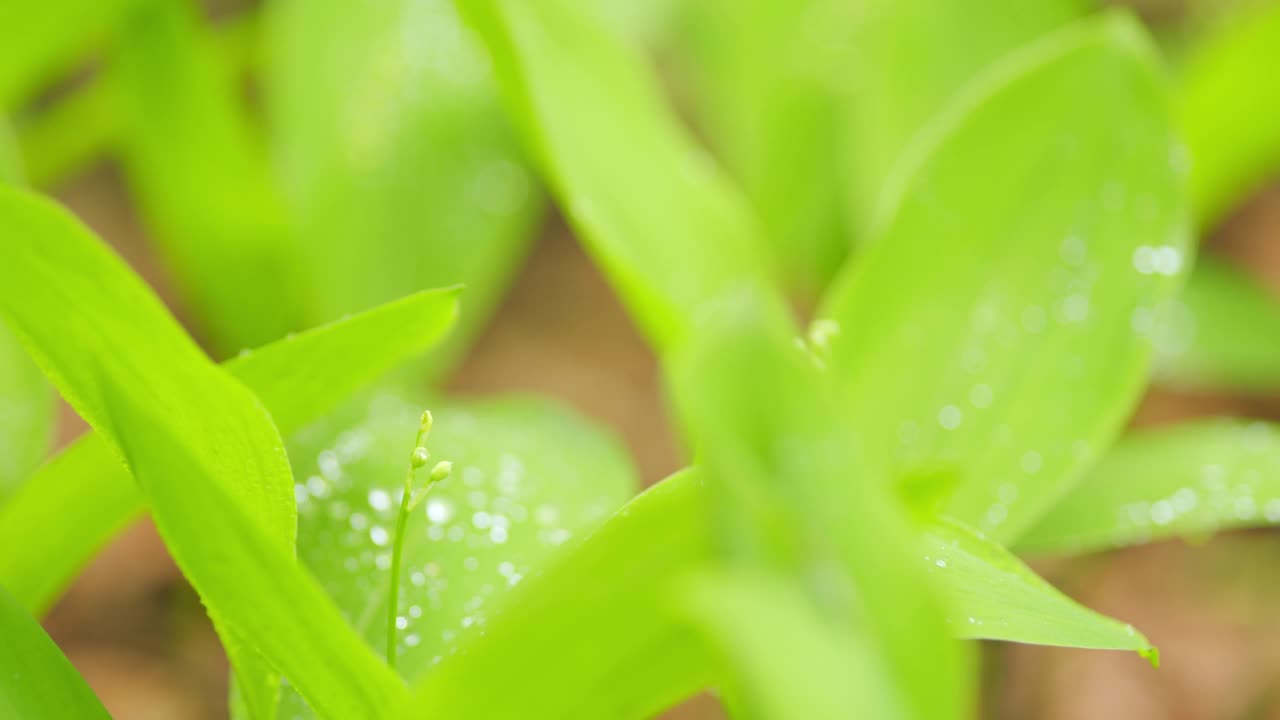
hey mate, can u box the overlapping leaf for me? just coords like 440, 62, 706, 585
821, 14, 1191, 542
0, 287, 457, 614
278, 391, 637, 717
456, 0, 782, 352
0, 188, 405, 719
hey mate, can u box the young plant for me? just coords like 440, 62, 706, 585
3, 0, 1280, 719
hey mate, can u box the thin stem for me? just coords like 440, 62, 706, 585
386, 463, 417, 671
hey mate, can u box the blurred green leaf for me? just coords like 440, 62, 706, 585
1019, 418, 1280, 555
0, 130, 53, 500
670, 294, 970, 720
681, 570, 899, 720
265, 0, 539, 379
676, 0, 847, 294
0, 287, 458, 614
0, 0, 148, 110
457, 0, 782, 352
404, 468, 714, 719
1178, 0, 1280, 225
925, 518, 1155, 661
1154, 257, 1280, 391
115, 0, 303, 355
276, 391, 637, 717
820, 13, 1191, 543
0, 188, 405, 719
841, 0, 1082, 236
0, 586, 110, 719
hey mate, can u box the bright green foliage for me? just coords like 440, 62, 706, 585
404, 468, 712, 719
0, 286, 458, 614
266, 0, 539, 379
0, 138, 52, 500
0, 586, 110, 719
821, 14, 1191, 543
1019, 418, 1280, 555
676, 0, 847, 294
0, 0, 147, 110
670, 295, 970, 720
0, 188, 405, 719
682, 570, 899, 720
456, 0, 783, 352
924, 518, 1155, 662
1154, 257, 1280, 391
115, 0, 303, 355
277, 392, 637, 717
841, 0, 1083, 235
1178, 0, 1280, 225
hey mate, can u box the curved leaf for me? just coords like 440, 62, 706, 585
0, 188, 405, 719
457, 0, 782, 352
820, 13, 1192, 542
1019, 418, 1280, 555
925, 518, 1155, 662
0, 287, 458, 614
403, 469, 712, 719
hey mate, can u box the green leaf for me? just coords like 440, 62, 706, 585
1178, 1, 1280, 224
670, 294, 970, 720
841, 0, 1083, 235
265, 0, 539, 379
1153, 257, 1280, 391
0, 118, 23, 184
114, 0, 304, 354
277, 391, 637, 717
404, 468, 714, 719
0, 585, 110, 719
681, 570, 899, 720
820, 13, 1192, 543
676, 0, 848, 293
924, 518, 1156, 662
457, 0, 782, 352
0, 188, 406, 719
0, 286, 458, 614
0, 0, 148, 110
1018, 418, 1280, 555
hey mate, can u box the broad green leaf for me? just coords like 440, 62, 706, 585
0, 0, 148, 110
0, 287, 458, 614
457, 0, 783, 352
1178, 0, 1280, 224
676, 0, 847, 294
670, 294, 970, 720
0, 188, 405, 719
681, 570, 898, 720
0, 586, 110, 720
924, 518, 1156, 661
842, 0, 1083, 235
0, 138, 53, 500
266, 0, 539, 379
1019, 418, 1280, 555
404, 468, 714, 719
1154, 257, 1280, 391
820, 13, 1191, 543
114, 0, 303, 354
277, 391, 637, 717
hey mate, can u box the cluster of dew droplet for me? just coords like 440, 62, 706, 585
1111, 422, 1280, 545
278, 393, 626, 717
